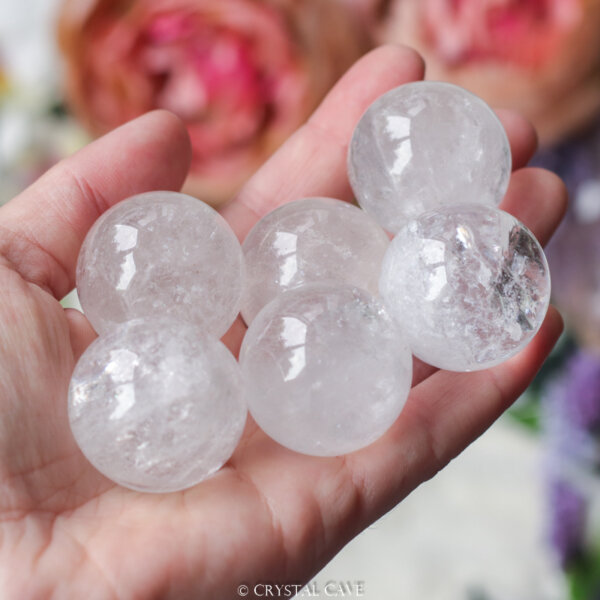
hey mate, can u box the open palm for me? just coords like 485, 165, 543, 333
0, 46, 566, 599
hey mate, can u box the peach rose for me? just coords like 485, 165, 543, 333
371, 0, 600, 145
420, 0, 582, 68
58, 0, 369, 204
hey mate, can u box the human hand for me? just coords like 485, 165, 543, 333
0, 46, 566, 599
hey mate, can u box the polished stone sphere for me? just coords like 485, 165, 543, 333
379, 205, 551, 372
76, 191, 244, 337
241, 197, 390, 324
240, 284, 412, 456
348, 81, 511, 232
68, 318, 247, 493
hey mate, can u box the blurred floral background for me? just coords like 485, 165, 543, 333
3, 0, 600, 598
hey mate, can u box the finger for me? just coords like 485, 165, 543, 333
64, 308, 97, 362
220, 316, 247, 359
0, 110, 192, 299
500, 167, 569, 247
346, 305, 563, 520
411, 357, 437, 387
495, 109, 538, 171
221, 44, 426, 240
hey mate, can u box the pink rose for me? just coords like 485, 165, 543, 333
371, 0, 600, 145
421, 0, 582, 68
58, 0, 369, 204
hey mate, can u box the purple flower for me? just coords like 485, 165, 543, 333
564, 350, 600, 431
542, 350, 600, 566
542, 351, 600, 467
548, 478, 586, 567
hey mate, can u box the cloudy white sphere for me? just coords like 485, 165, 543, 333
68, 318, 247, 493
241, 197, 390, 324
379, 205, 551, 371
348, 81, 511, 232
240, 284, 412, 456
76, 191, 244, 337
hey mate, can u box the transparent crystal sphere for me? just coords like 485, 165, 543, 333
379, 205, 551, 372
348, 81, 511, 232
240, 284, 412, 456
76, 191, 244, 337
241, 197, 390, 325
68, 318, 246, 493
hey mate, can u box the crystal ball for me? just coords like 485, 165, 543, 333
240, 284, 412, 456
241, 197, 390, 325
68, 318, 247, 493
379, 205, 551, 372
76, 191, 245, 337
348, 81, 511, 232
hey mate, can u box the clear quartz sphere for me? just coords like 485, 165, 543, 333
76, 191, 244, 337
240, 283, 412, 456
241, 197, 390, 325
348, 81, 511, 233
68, 318, 246, 493
379, 205, 551, 372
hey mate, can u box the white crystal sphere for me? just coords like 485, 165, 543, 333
240, 284, 412, 456
76, 191, 244, 337
241, 197, 390, 325
68, 318, 246, 493
348, 81, 511, 232
379, 205, 551, 372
